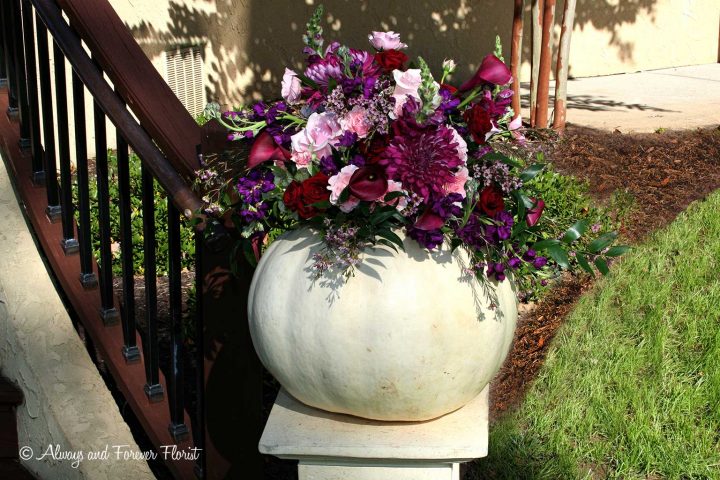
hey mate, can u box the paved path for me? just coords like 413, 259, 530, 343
521, 63, 720, 133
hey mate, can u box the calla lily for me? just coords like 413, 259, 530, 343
459, 54, 513, 92
415, 209, 445, 230
526, 198, 545, 227
248, 131, 291, 169
348, 165, 388, 201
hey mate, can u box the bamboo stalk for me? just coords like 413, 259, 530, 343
534, 0, 556, 128
510, 0, 524, 120
553, 0, 576, 134
529, 0, 544, 126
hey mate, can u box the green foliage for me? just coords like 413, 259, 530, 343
76, 151, 195, 277
477, 190, 720, 479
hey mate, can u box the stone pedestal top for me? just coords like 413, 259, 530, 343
259, 386, 489, 463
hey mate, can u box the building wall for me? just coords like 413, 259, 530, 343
108, 0, 719, 107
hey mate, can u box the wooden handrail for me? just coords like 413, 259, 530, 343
55, 0, 202, 177
32, 0, 204, 218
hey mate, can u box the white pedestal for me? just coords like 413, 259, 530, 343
259, 387, 489, 480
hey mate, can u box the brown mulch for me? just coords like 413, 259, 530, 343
489, 125, 720, 420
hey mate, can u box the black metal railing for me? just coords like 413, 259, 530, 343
0, 0, 220, 477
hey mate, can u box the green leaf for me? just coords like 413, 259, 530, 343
376, 230, 405, 251
606, 245, 631, 257
576, 253, 595, 277
547, 245, 570, 270
241, 240, 258, 268
309, 200, 331, 209
338, 187, 351, 204
370, 209, 400, 226
383, 191, 405, 202
295, 72, 318, 89
594, 257, 610, 275
588, 232, 618, 253
376, 238, 398, 252
533, 238, 562, 251
562, 220, 589, 244
520, 163, 545, 182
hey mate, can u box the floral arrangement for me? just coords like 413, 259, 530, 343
198, 6, 627, 297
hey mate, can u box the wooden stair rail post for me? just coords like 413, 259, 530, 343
529, 0, 544, 126
553, 0, 577, 134
534, 0, 556, 128
510, 0, 524, 121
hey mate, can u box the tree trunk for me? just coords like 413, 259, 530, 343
553, 0, 577, 134
529, 0, 544, 126
534, 0, 556, 128
510, 0, 524, 120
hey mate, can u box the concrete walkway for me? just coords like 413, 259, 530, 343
521, 63, 720, 133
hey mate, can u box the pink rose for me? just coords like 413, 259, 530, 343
327, 165, 359, 204
385, 180, 408, 211
448, 126, 468, 164
281, 68, 302, 104
392, 68, 422, 117
443, 166, 469, 198
340, 106, 372, 139
291, 112, 342, 165
368, 31, 407, 51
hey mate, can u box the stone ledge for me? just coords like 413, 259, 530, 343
0, 150, 154, 480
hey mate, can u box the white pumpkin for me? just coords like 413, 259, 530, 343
248, 228, 517, 421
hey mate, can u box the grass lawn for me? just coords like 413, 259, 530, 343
476, 190, 720, 479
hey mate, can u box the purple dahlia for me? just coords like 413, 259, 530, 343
380, 122, 464, 201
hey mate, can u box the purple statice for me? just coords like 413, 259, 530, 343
236, 169, 275, 204
347, 78, 394, 135
473, 161, 523, 194
325, 86, 348, 117
407, 226, 444, 250
380, 120, 464, 202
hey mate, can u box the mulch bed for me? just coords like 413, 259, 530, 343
489, 125, 720, 419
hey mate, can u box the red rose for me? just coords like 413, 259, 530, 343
360, 135, 390, 164
374, 50, 408, 73
300, 172, 331, 206
477, 186, 505, 217
464, 104, 493, 144
283, 173, 330, 219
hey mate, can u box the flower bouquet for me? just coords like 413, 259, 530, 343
197, 6, 628, 421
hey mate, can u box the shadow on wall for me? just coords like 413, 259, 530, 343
126, 0, 658, 109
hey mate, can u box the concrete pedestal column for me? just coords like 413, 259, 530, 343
260, 387, 489, 480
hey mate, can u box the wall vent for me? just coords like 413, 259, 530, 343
164, 46, 205, 118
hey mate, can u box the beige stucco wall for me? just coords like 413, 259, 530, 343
108, 0, 719, 107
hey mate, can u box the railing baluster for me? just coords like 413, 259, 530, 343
193, 226, 206, 480
72, 70, 97, 289
1, 0, 19, 114
142, 163, 163, 401
21, 1, 43, 184
92, 61, 119, 325
167, 200, 189, 441
54, 42, 78, 254
10, 0, 30, 146
35, 13, 61, 221
116, 99, 140, 363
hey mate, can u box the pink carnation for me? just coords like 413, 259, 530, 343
340, 106, 372, 139
443, 167, 469, 198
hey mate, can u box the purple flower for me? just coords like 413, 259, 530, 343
508, 256, 521, 269
335, 131, 358, 148
532, 256, 548, 269
431, 193, 463, 220
408, 226, 444, 250
319, 156, 340, 176
380, 121, 465, 202
523, 249, 537, 261
237, 169, 275, 204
